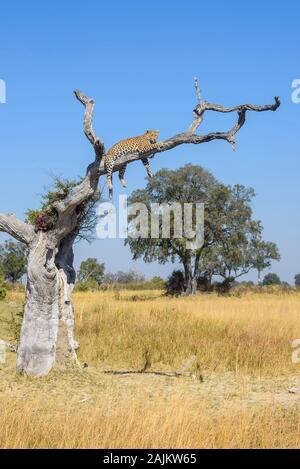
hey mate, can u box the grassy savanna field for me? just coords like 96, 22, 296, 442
1, 289, 300, 448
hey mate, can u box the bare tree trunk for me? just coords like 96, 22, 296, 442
183, 255, 197, 295
16, 233, 78, 376
191, 278, 197, 295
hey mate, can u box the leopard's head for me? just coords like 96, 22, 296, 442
145, 129, 160, 144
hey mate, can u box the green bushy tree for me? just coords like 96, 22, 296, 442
295, 274, 300, 288
262, 273, 281, 286
126, 165, 280, 295
0, 241, 27, 283
78, 258, 105, 285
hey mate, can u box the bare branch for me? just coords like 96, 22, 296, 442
0, 213, 35, 245
189, 77, 204, 132
194, 77, 202, 103
96, 95, 280, 175
54, 92, 105, 221
73, 90, 105, 160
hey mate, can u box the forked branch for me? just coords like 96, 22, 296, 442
53, 92, 105, 218
73, 90, 105, 160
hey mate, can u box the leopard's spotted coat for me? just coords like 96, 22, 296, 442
104, 130, 160, 198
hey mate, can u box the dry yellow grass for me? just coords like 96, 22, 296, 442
74, 290, 300, 376
1, 391, 300, 449
1, 289, 300, 448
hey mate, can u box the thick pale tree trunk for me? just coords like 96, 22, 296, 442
16, 233, 78, 376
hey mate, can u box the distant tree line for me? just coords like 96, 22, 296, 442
75, 258, 164, 291
1, 161, 300, 299
165, 270, 297, 296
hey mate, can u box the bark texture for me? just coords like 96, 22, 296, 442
0, 83, 280, 376
183, 253, 198, 295
16, 233, 78, 376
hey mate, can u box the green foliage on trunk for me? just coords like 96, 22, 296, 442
26, 178, 80, 231
26, 177, 100, 241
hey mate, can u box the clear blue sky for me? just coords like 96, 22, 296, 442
0, 0, 299, 282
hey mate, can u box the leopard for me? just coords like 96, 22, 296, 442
104, 129, 160, 198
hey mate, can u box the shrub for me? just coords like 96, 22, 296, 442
74, 280, 101, 292
0, 287, 6, 301
74, 282, 89, 292
147, 276, 166, 290
0, 274, 7, 300
262, 273, 281, 286
166, 270, 185, 296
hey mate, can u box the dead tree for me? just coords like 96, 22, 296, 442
0, 83, 280, 376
